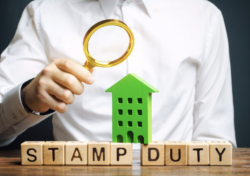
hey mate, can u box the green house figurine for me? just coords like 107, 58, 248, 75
106, 73, 158, 144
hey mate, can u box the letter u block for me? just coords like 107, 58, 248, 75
164, 141, 187, 165
43, 141, 66, 165
141, 141, 164, 165
187, 141, 209, 165
65, 141, 88, 165
21, 141, 45, 165
207, 141, 232, 165
88, 141, 110, 165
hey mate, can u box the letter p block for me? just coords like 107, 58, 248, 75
141, 141, 164, 165
110, 143, 132, 165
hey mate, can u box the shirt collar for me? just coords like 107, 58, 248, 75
99, 0, 152, 19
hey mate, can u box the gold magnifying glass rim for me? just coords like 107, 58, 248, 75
83, 19, 135, 69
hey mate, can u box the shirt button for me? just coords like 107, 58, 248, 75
12, 113, 16, 119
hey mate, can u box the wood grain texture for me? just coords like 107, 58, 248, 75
110, 142, 132, 165
43, 141, 66, 165
164, 141, 187, 166
21, 141, 44, 165
88, 141, 110, 165
141, 141, 164, 165
65, 141, 88, 165
187, 141, 209, 165
207, 141, 232, 165
0, 148, 250, 175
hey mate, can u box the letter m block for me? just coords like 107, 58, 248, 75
88, 141, 110, 165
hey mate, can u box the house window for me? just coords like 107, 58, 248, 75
118, 121, 123, 126
128, 109, 132, 115
138, 121, 142, 127
128, 121, 132, 127
128, 98, 132, 104
138, 110, 142, 115
118, 109, 123, 115
118, 98, 123, 104
138, 98, 142, 104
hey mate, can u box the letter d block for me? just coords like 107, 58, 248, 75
207, 141, 232, 165
88, 141, 110, 165
141, 141, 164, 165
164, 141, 187, 166
43, 141, 66, 165
110, 143, 132, 165
187, 141, 209, 165
65, 141, 88, 165
21, 141, 45, 165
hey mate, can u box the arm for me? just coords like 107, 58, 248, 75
192, 10, 236, 147
0, 2, 94, 147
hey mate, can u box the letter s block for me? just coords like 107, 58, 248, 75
43, 141, 66, 165
110, 143, 132, 165
141, 141, 164, 165
65, 141, 88, 165
164, 141, 187, 166
21, 141, 45, 165
187, 141, 209, 165
88, 141, 110, 165
207, 141, 232, 165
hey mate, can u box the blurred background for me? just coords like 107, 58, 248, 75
0, 0, 249, 149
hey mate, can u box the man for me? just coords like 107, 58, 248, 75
0, 0, 236, 148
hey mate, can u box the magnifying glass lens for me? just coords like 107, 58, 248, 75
88, 26, 130, 62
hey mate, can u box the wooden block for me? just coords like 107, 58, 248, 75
21, 141, 45, 165
43, 141, 66, 165
88, 141, 110, 165
141, 141, 164, 165
207, 141, 232, 165
110, 143, 132, 165
187, 141, 209, 165
65, 141, 88, 165
164, 141, 187, 166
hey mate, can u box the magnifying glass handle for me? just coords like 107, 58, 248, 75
83, 60, 95, 71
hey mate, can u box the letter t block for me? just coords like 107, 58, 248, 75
141, 141, 164, 165
43, 141, 66, 165
207, 141, 232, 165
88, 141, 110, 165
187, 141, 209, 165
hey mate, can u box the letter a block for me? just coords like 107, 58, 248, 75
187, 141, 209, 165
164, 141, 187, 166
21, 141, 45, 165
141, 141, 164, 165
110, 143, 132, 165
43, 141, 66, 165
207, 141, 232, 165
65, 141, 88, 165
88, 141, 110, 165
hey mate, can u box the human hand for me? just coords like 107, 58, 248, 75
21, 59, 94, 113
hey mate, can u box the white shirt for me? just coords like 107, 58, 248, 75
0, 0, 236, 148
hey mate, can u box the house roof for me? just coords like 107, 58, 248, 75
105, 73, 159, 93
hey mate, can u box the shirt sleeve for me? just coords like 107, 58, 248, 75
0, 2, 54, 147
192, 10, 237, 147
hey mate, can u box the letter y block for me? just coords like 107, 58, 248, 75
207, 141, 232, 165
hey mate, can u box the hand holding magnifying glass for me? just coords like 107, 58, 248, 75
83, 19, 135, 70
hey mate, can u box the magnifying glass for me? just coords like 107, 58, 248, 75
83, 19, 135, 70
